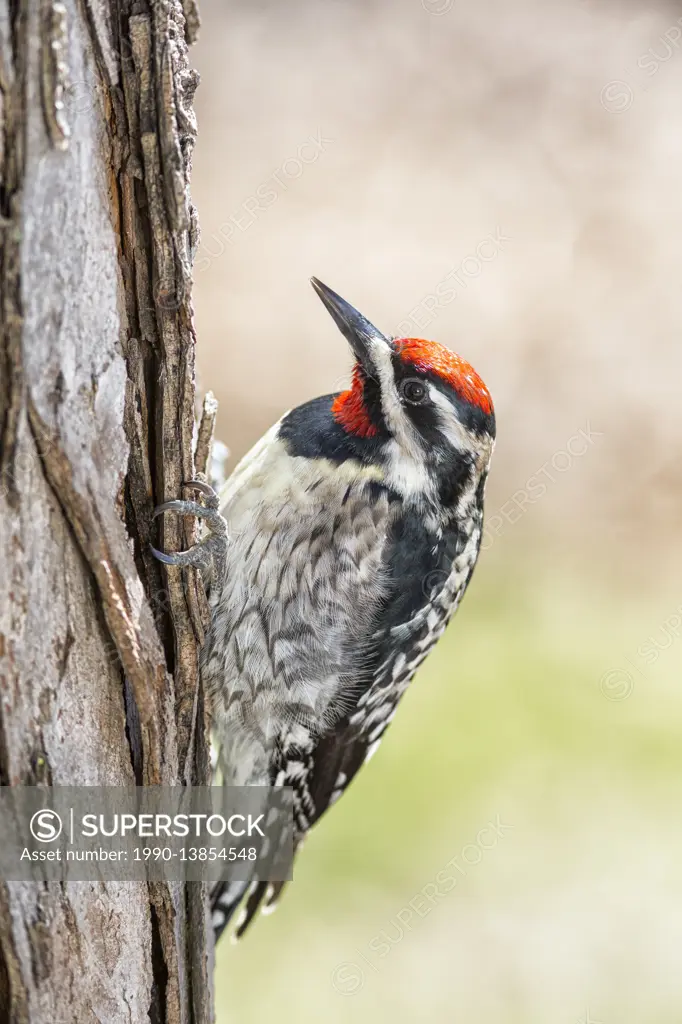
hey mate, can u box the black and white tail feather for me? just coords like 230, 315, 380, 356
211, 878, 285, 942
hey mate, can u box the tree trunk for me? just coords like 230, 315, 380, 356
0, 0, 214, 1019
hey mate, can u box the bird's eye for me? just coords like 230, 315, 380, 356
399, 378, 428, 405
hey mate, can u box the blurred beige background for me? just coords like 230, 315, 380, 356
191, 2, 682, 1022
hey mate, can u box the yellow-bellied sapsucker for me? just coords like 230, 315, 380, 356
152, 279, 495, 940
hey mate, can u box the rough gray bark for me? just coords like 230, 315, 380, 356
0, 0, 214, 1020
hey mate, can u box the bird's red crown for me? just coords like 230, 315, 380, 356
332, 337, 492, 437
395, 338, 493, 415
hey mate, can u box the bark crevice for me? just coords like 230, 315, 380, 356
0, 0, 213, 1016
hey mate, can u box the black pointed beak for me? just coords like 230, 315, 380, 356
310, 277, 391, 371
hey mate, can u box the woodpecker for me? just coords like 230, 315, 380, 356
152, 278, 495, 940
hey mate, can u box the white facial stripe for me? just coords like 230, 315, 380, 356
369, 340, 433, 500
428, 385, 473, 453
368, 339, 414, 444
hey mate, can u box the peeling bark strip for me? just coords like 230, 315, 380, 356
0, 0, 213, 1017
195, 391, 218, 480
39, 0, 71, 150
117, 0, 204, 786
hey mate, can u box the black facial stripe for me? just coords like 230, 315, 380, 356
357, 367, 388, 435
390, 356, 496, 439
402, 401, 451, 450
436, 452, 474, 508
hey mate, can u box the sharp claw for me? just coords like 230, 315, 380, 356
150, 544, 184, 565
180, 477, 218, 505
183, 479, 218, 499
155, 502, 223, 525
153, 501, 187, 518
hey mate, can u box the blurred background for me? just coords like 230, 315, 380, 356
191, 1, 682, 1021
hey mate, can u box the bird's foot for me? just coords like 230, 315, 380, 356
151, 479, 228, 587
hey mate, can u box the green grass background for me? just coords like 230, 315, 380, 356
214, 553, 682, 1023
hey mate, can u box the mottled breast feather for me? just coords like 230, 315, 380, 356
276, 500, 483, 836
201, 423, 399, 786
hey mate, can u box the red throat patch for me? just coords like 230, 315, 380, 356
332, 365, 378, 438
395, 338, 493, 415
